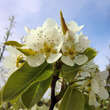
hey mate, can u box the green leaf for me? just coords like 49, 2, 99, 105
0, 88, 3, 106
59, 87, 85, 110
84, 95, 95, 110
61, 64, 81, 82
0, 91, 2, 105
61, 64, 80, 82
4, 41, 24, 47
84, 48, 97, 61
3, 62, 53, 101
85, 105, 95, 110
16, 48, 36, 56
59, 86, 72, 110
60, 11, 68, 35
21, 77, 51, 108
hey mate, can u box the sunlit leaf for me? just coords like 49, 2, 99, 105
84, 48, 97, 61
17, 48, 36, 56
3, 62, 53, 101
59, 87, 85, 110
4, 41, 24, 47
84, 95, 95, 110
61, 64, 78, 82
21, 77, 51, 108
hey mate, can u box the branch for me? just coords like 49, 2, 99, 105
49, 74, 59, 110
56, 80, 67, 102
0, 16, 15, 62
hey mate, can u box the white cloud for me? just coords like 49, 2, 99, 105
0, 0, 42, 41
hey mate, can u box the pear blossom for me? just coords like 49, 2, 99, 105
77, 61, 109, 107
89, 90, 100, 107
81, 60, 98, 73
75, 34, 90, 53
67, 21, 84, 33
90, 71, 109, 100
89, 73, 109, 107
3, 46, 25, 76
89, 70, 109, 107
61, 21, 89, 66
24, 19, 63, 67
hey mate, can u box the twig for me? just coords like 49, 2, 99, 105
0, 16, 15, 62
49, 74, 59, 110
49, 61, 67, 110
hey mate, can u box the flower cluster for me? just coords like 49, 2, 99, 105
3, 12, 109, 109
4, 18, 90, 69
76, 61, 109, 107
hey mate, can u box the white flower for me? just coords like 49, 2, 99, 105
3, 46, 25, 76
74, 54, 88, 65
24, 27, 45, 52
24, 19, 63, 67
26, 54, 45, 67
67, 21, 84, 33
81, 60, 98, 73
61, 56, 75, 66
42, 27, 63, 63
61, 22, 89, 66
75, 34, 90, 53
91, 71, 109, 99
88, 71, 109, 107
43, 18, 58, 30
89, 90, 100, 107
79, 61, 109, 107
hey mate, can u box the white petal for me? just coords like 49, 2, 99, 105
74, 55, 88, 65
80, 72, 90, 78
3, 56, 17, 69
100, 71, 109, 80
91, 79, 100, 94
47, 53, 62, 63
43, 18, 57, 29
27, 54, 45, 67
75, 35, 90, 53
61, 56, 75, 66
89, 91, 100, 107
68, 21, 84, 33
98, 87, 109, 99
6, 46, 21, 55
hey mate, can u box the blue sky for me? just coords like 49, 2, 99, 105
0, 0, 110, 70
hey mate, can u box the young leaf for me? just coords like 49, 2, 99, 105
84, 48, 97, 61
0, 88, 3, 106
61, 64, 78, 82
21, 77, 51, 108
60, 11, 68, 35
84, 95, 95, 110
16, 48, 36, 56
59, 87, 85, 110
0, 90, 2, 105
2, 62, 53, 101
4, 41, 24, 47
59, 86, 72, 110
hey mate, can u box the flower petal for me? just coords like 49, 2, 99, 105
89, 91, 100, 107
100, 71, 109, 80
74, 55, 88, 65
61, 56, 74, 66
27, 54, 45, 67
91, 78, 100, 94
43, 18, 57, 29
47, 53, 62, 63
68, 21, 84, 33
98, 87, 109, 99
